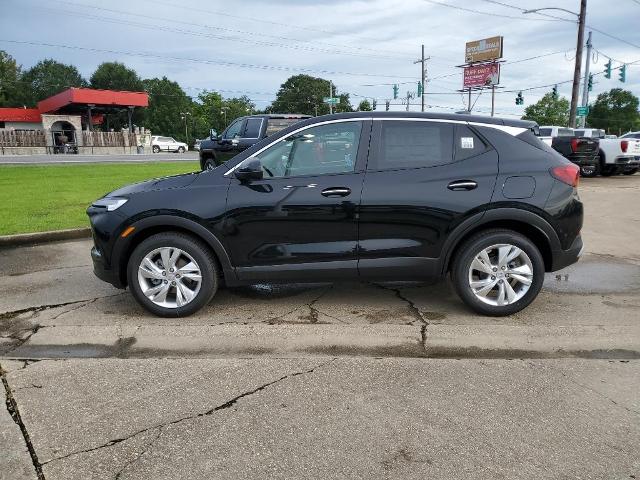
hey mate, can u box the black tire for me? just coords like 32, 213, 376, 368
451, 229, 545, 317
178, 146, 186, 153
152, 145, 160, 153
580, 164, 598, 178
623, 168, 638, 176
127, 232, 218, 317
202, 158, 216, 171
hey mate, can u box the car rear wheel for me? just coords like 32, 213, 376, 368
152, 145, 160, 153
451, 229, 545, 316
178, 146, 185, 153
127, 232, 218, 317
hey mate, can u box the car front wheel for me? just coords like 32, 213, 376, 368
580, 164, 598, 177
127, 232, 218, 317
178, 146, 185, 153
152, 145, 160, 153
452, 229, 545, 316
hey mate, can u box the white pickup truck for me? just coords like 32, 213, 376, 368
575, 128, 640, 176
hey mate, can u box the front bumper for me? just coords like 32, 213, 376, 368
550, 234, 584, 271
91, 245, 126, 288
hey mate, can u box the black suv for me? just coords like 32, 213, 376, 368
88, 112, 583, 317
199, 114, 311, 170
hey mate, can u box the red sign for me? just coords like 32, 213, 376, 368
463, 63, 500, 88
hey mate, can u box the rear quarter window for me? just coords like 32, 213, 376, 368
455, 125, 488, 161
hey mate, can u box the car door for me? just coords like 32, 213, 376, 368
222, 119, 371, 282
215, 119, 245, 163
358, 119, 498, 279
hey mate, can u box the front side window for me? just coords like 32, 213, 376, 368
224, 120, 243, 139
370, 121, 454, 171
254, 121, 362, 178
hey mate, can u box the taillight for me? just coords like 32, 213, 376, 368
621, 140, 628, 153
570, 138, 579, 152
551, 164, 580, 188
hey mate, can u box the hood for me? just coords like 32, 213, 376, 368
107, 172, 200, 197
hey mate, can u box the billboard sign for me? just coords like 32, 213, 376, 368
465, 36, 503, 63
463, 63, 500, 88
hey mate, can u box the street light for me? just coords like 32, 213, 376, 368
220, 106, 229, 128
524, 2, 586, 128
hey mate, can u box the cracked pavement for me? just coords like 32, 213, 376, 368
1, 176, 640, 478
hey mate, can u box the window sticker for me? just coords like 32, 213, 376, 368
461, 137, 474, 149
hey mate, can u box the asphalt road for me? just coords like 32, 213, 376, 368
0, 152, 199, 165
1, 175, 640, 479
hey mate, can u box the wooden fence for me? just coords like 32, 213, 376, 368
82, 131, 137, 147
0, 130, 46, 147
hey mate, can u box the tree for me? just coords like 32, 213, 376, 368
90, 62, 143, 91
268, 74, 352, 116
192, 90, 224, 140
223, 95, 256, 125
522, 93, 570, 126
141, 77, 192, 141
588, 88, 640, 133
0, 51, 22, 107
357, 99, 372, 111
20, 59, 85, 105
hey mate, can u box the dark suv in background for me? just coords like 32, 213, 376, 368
199, 114, 310, 170
88, 112, 583, 318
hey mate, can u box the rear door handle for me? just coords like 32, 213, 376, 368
447, 180, 478, 191
321, 187, 351, 197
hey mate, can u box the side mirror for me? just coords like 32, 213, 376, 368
210, 129, 218, 140
235, 159, 263, 182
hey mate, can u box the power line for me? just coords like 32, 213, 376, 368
0, 39, 417, 79
29, 0, 415, 62
421, 0, 562, 21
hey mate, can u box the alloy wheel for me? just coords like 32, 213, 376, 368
137, 247, 202, 309
467, 243, 534, 307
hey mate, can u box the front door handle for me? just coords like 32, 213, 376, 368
447, 180, 478, 191
321, 187, 351, 197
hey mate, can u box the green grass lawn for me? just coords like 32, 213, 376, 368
0, 162, 200, 235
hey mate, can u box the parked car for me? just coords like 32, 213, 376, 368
151, 136, 188, 154
199, 114, 311, 170
538, 126, 599, 177
88, 112, 583, 318
576, 128, 640, 176
620, 131, 640, 139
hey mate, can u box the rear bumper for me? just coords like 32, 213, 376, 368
550, 234, 584, 271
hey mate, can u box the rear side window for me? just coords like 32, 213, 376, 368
265, 118, 305, 136
243, 118, 263, 138
370, 121, 454, 170
558, 128, 574, 136
575, 130, 585, 136
538, 128, 552, 136
455, 125, 487, 161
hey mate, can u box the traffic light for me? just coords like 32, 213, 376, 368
619, 64, 626, 83
588, 74, 593, 91
385, 100, 390, 111
552, 85, 558, 99
393, 84, 399, 99
417, 81, 423, 96
515, 91, 524, 105
604, 59, 612, 79
372, 99, 377, 110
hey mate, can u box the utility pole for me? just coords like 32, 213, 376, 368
569, 0, 587, 128
329, 80, 333, 115
580, 31, 593, 127
413, 44, 429, 112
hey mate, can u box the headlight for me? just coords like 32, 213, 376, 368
91, 197, 128, 211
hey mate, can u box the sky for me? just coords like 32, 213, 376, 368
1, 0, 639, 118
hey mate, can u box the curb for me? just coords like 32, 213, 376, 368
0, 228, 91, 248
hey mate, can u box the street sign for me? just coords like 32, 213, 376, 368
576, 106, 589, 116
465, 36, 503, 63
463, 63, 500, 88
323, 97, 339, 105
